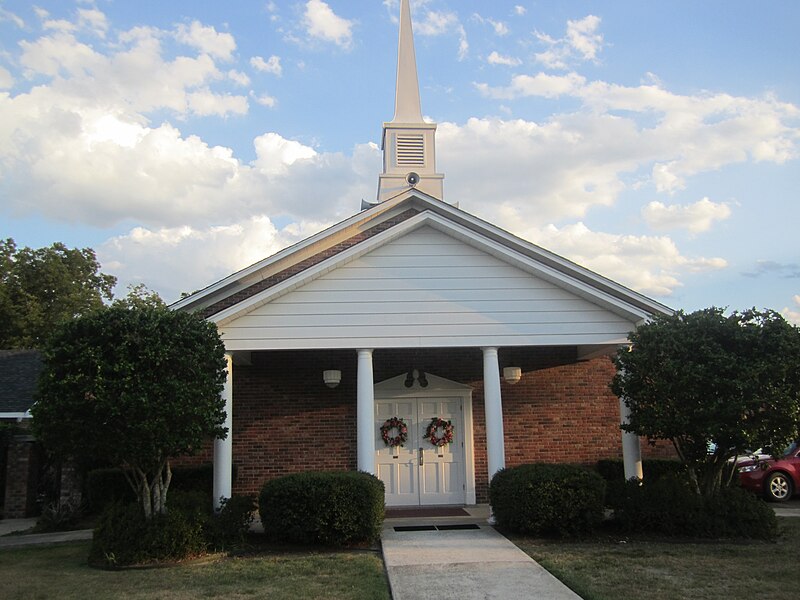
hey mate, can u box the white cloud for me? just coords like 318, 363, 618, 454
228, 69, 251, 86
476, 75, 799, 194
100, 216, 317, 302
0, 7, 25, 28
175, 21, 236, 61
252, 92, 277, 108
250, 55, 282, 76
302, 0, 354, 49
524, 222, 726, 297
20, 31, 104, 77
781, 295, 800, 326
535, 15, 604, 69
642, 198, 732, 233
252, 133, 317, 176
43, 18, 77, 33
187, 89, 248, 117
438, 116, 633, 224
14, 26, 249, 118
415, 9, 468, 59
415, 9, 456, 36
476, 72, 586, 99
487, 52, 521, 67
567, 15, 603, 61
473, 14, 509, 36
0, 66, 13, 89
77, 8, 108, 37
514, 6, 527, 16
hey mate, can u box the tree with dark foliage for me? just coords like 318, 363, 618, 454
612, 307, 800, 497
32, 305, 228, 519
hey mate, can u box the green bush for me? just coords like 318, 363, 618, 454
596, 458, 684, 482
596, 458, 684, 508
86, 464, 215, 513
206, 495, 257, 551
86, 468, 134, 511
612, 475, 777, 539
259, 471, 384, 546
168, 490, 257, 552
489, 464, 606, 537
34, 497, 84, 532
89, 502, 206, 567
89, 490, 256, 566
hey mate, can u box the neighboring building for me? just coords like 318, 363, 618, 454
174, 0, 672, 508
0, 350, 42, 517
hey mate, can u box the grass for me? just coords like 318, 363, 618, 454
0, 542, 391, 600
513, 517, 800, 600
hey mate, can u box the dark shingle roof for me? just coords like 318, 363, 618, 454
0, 350, 43, 414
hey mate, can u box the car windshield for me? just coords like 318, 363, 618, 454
785, 441, 799, 457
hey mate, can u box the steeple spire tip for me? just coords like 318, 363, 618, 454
392, 0, 423, 123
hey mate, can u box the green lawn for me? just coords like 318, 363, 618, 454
3, 520, 797, 600
514, 517, 799, 600
0, 543, 390, 600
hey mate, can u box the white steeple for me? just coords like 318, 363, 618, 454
391, 0, 423, 123
377, 0, 444, 203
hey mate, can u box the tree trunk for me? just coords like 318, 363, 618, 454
123, 462, 172, 520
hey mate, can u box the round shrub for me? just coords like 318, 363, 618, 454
596, 459, 685, 509
89, 502, 206, 567
612, 475, 777, 539
489, 464, 606, 537
167, 490, 257, 552
259, 471, 384, 546
612, 474, 703, 535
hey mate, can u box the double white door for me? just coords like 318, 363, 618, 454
376, 397, 465, 506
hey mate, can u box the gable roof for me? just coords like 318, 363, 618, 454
0, 350, 42, 417
175, 191, 672, 330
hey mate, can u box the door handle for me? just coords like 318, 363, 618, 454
419, 447, 424, 466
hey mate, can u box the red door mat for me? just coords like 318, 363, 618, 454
385, 507, 470, 518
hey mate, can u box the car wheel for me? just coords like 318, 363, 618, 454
765, 472, 793, 502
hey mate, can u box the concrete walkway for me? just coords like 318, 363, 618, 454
382, 512, 581, 600
0, 519, 92, 549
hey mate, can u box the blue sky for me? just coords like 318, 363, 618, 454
0, 0, 798, 323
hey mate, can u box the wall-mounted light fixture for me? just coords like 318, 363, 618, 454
323, 370, 342, 388
503, 366, 522, 384
404, 368, 429, 388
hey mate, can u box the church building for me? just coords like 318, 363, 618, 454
174, 0, 672, 508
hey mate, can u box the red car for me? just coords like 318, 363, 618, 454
737, 442, 800, 502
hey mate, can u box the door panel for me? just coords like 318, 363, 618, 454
376, 396, 465, 506
376, 400, 418, 506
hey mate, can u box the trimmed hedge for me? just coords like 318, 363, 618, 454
489, 464, 606, 537
596, 458, 685, 509
259, 471, 384, 546
89, 502, 206, 567
89, 491, 256, 567
596, 458, 684, 483
86, 464, 216, 513
612, 475, 777, 539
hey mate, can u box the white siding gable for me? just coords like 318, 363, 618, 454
219, 226, 636, 350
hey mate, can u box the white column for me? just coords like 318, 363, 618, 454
213, 352, 234, 510
482, 347, 506, 482
357, 349, 376, 475
619, 398, 643, 481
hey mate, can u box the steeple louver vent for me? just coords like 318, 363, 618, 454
395, 134, 425, 167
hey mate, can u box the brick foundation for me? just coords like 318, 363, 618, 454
172, 347, 670, 503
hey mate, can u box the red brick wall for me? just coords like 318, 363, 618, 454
3, 435, 42, 518
186, 347, 647, 503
